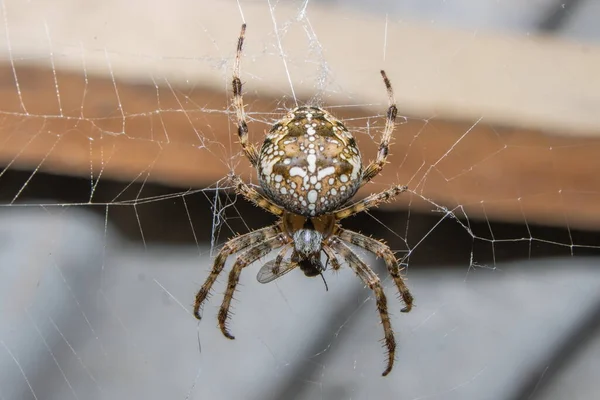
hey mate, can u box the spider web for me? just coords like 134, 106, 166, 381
0, 1, 599, 400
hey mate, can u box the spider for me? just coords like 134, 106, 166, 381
193, 24, 414, 377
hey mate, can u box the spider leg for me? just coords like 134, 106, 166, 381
193, 225, 280, 319
232, 24, 260, 167
270, 244, 291, 275
361, 70, 398, 186
322, 246, 342, 271
229, 174, 284, 216
334, 184, 407, 220
219, 233, 289, 339
338, 229, 413, 313
256, 244, 295, 284
327, 236, 397, 376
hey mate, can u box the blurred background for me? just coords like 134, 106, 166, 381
0, 0, 599, 399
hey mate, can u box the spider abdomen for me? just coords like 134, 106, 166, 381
258, 106, 362, 216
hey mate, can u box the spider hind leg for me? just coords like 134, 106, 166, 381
232, 24, 260, 167
361, 70, 398, 186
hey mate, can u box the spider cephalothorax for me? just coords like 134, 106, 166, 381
193, 24, 414, 377
291, 218, 326, 275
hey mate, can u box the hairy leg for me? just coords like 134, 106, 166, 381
327, 236, 397, 376
193, 225, 280, 319
232, 24, 260, 167
219, 233, 288, 339
334, 184, 407, 220
256, 244, 295, 284
361, 70, 398, 186
229, 174, 283, 216
322, 245, 342, 272
338, 229, 413, 312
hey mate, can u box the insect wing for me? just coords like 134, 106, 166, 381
257, 260, 297, 284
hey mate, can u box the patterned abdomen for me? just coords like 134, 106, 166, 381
258, 106, 362, 216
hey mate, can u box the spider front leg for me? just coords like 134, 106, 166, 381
339, 229, 413, 312
269, 245, 292, 275
334, 184, 407, 220
322, 246, 342, 272
232, 24, 260, 167
219, 233, 289, 339
361, 70, 398, 186
193, 225, 280, 319
327, 237, 397, 376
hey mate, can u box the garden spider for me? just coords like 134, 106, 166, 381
193, 24, 414, 376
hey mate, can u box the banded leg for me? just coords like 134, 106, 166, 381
327, 236, 397, 376
268, 245, 290, 275
334, 184, 407, 220
322, 246, 342, 272
361, 70, 398, 186
229, 174, 283, 216
338, 229, 413, 312
193, 225, 280, 319
232, 24, 260, 167
256, 244, 297, 284
219, 233, 289, 339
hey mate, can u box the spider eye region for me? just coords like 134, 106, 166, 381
293, 228, 323, 256
258, 106, 362, 216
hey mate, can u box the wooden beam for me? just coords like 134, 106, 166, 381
0, 0, 599, 229
1, 65, 599, 231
